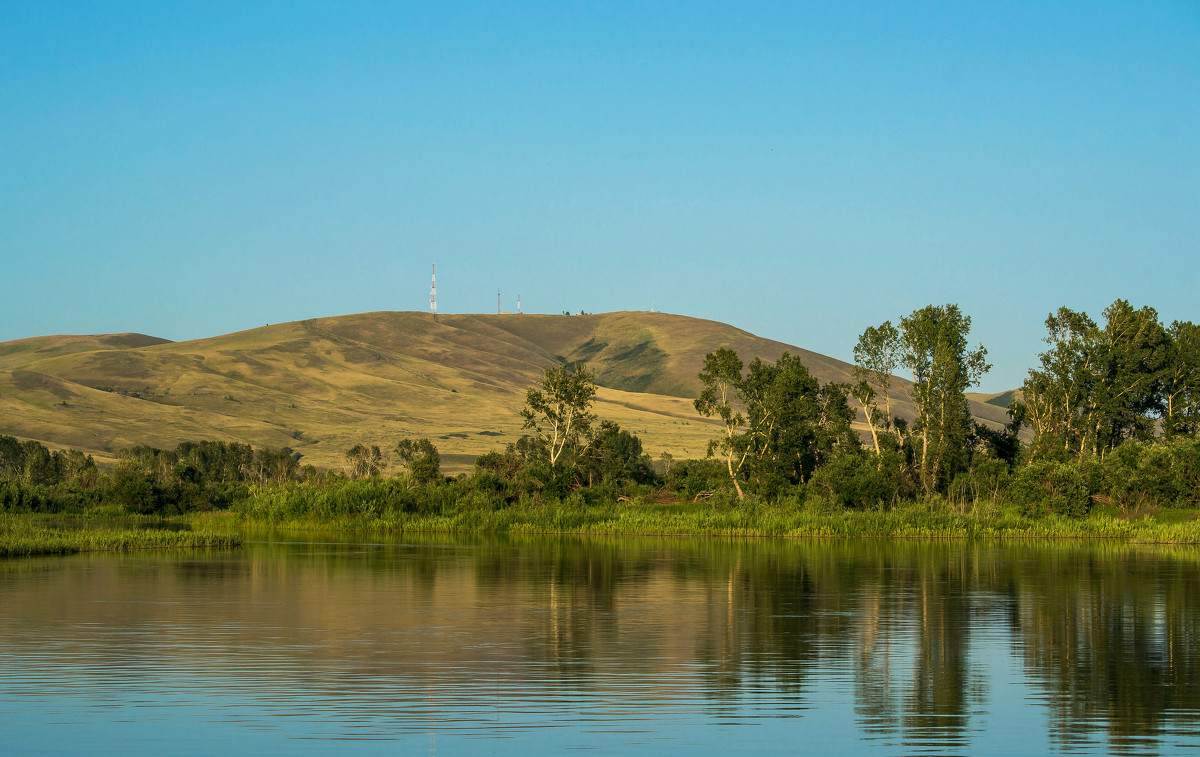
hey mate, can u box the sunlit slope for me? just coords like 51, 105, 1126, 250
0, 311, 1013, 471
0, 333, 171, 370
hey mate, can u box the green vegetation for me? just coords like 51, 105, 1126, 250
194, 482, 1200, 543
0, 516, 240, 558
2, 299, 1197, 543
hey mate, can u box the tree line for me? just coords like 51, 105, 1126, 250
688, 299, 1199, 515
1, 298, 1197, 519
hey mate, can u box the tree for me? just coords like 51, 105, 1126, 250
1020, 307, 1101, 459
394, 438, 441, 484
1162, 320, 1200, 437
659, 451, 674, 477
253, 447, 301, 483
900, 304, 990, 493
1089, 300, 1168, 451
852, 321, 901, 459
344, 444, 383, 480
741, 351, 826, 495
521, 362, 597, 467
581, 421, 653, 486
695, 349, 857, 498
694, 347, 750, 498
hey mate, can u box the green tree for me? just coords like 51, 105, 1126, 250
521, 362, 597, 467
1020, 307, 1100, 459
1162, 320, 1200, 437
743, 352, 845, 495
900, 304, 990, 493
696, 349, 858, 498
694, 347, 750, 498
252, 447, 301, 483
581, 421, 653, 486
851, 321, 901, 459
394, 438, 441, 484
1089, 300, 1168, 453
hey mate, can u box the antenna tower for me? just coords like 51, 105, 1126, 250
517, 294, 522, 315
497, 291, 501, 315
430, 264, 437, 317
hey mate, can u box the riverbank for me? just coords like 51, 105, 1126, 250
0, 516, 242, 558
194, 498, 1200, 544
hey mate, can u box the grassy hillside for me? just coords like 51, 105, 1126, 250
0, 311, 1014, 472
0, 333, 170, 370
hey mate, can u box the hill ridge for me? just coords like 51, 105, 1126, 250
0, 311, 1012, 471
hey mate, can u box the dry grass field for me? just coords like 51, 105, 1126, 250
0, 311, 1014, 472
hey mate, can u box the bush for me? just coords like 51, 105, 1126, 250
807, 453, 893, 510
1009, 461, 1090, 518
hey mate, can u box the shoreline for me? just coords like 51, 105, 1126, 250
190, 503, 1200, 545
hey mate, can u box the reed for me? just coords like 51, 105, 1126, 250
0, 516, 242, 558
202, 486, 1200, 543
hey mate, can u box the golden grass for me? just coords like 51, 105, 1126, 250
0, 311, 1013, 474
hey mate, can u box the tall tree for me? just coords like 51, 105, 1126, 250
344, 444, 383, 479
900, 304, 990, 493
694, 347, 750, 499
696, 349, 859, 498
1162, 320, 1200, 437
1020, 307, 1100, 459
521, 362, 598, 467
394, 438, 441, 484
1089, 300, 1168, 452
741, 352, 823, 495
852, 320, 901, 458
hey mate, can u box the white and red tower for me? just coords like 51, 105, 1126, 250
430, 264, 437, 316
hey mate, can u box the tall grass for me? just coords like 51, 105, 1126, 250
206, 481, 1200, 543
0, 516, 241, 558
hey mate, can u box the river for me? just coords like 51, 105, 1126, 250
2, 533, 1199, 754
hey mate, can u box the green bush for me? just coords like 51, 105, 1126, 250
807, 453, 893, 510
1009, 461, 1090, 518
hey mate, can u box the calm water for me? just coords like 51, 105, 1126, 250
2, 533, 1200, 755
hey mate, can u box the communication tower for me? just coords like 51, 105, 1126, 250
517, 294, 522, 315
497, 291, 501, 315
430, 264, 437, 317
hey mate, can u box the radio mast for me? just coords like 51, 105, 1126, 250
517, 294, 522, 315
497, 291, 501, 315
430, 264, 438, 317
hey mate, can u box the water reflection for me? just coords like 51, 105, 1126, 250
1, 535, 1199, 754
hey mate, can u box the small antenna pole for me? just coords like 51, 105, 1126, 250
517, 294, 522, 315
497, 290, 501, 315
430, 264, 438, 318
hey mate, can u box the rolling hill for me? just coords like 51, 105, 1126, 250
0, 311, 1014, 472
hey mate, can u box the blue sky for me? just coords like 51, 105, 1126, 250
2, 1, 1197, 391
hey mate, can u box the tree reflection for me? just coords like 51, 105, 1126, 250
2, 534, 1198, 751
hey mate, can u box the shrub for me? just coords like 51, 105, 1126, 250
1009, 460, 1089, 518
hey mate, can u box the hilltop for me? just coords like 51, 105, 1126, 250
0, 311, 1013, 471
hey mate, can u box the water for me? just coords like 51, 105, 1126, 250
2, 534, 1199, 754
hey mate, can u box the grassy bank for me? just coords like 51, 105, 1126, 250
195, 485, 1200, 543
0, 516, 242, 558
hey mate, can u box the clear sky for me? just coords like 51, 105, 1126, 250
2, 1, 1197, 392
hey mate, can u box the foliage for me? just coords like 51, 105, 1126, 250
851, 320, 902, 457
394, 438, 441, 484
900, 304, 991, 494
344, 444, 383, 479
693, 347, 750, 498
1022, 301, 1199, 460
694, 349, 859, 499
521, 362, 598, 467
